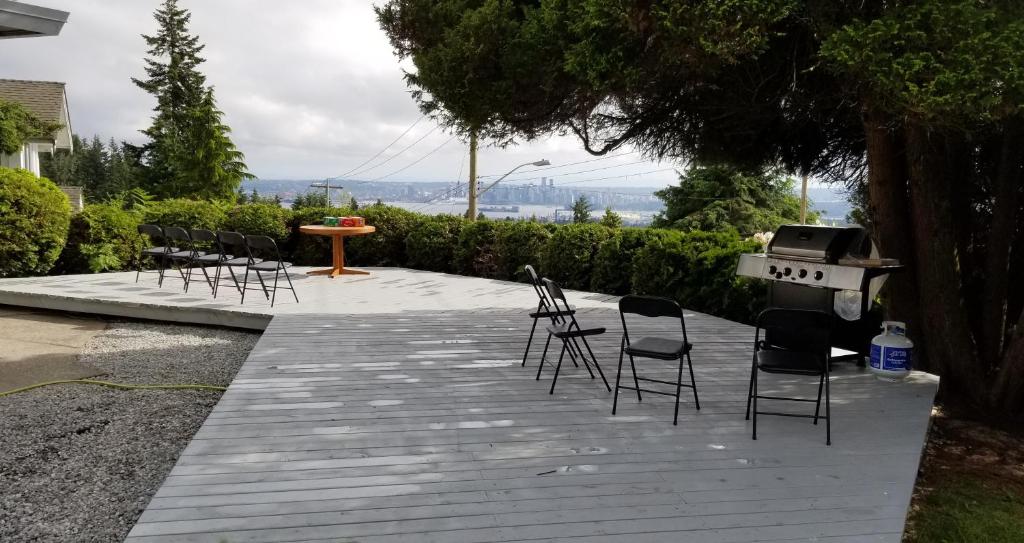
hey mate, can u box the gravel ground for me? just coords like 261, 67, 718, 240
0, 320, 259, 543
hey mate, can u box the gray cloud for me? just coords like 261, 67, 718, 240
0, 0, 679, 186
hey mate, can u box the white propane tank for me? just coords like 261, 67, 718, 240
869, 321, 913, 381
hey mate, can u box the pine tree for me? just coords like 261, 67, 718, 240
133, 0, 250, 199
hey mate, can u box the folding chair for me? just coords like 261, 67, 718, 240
242, 235, 298, 307
536, 278, 610, 394
135, 224, 177, 285
162, 227, 201, 290
184, 228, 225, 294
213, 231, 257, 299
521, 264, 583, 370
745, 308, 834, 445
612, 295, 700, 425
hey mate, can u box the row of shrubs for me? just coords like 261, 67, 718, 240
1, 169, 765, 323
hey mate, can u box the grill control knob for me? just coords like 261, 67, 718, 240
798, 269, 807, 278
768, 265, 778, 275
776, 272, 783, 279
814, 270, 824, 281
783, 267, 792, 277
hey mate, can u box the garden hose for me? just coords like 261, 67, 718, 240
0, 379, 226, 398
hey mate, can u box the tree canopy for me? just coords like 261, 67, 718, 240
378, 0, 1024, 415
654, 166, 811, 235
133, 0, 252, 200
0, 99, 62, 155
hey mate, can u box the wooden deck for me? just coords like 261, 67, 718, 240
126, 308, 938, 543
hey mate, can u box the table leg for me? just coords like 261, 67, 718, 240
307, 234, 370, 277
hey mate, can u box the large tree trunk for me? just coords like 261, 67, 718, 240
904, 122, 986, 405
862, 108, 925, 366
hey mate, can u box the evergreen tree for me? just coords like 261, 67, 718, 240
133, 0, 250, 199
350, 196, 359, 210
600, 207, 622, 229
571, 196, 592, 224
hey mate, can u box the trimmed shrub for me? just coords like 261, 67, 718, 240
494, 220, 551, 281
539, 223, 611, 290
223, 203, 289, 240
405, 214, 465, 273
143, 199, 227, 231
345, 204, 420, 266
283, 206, 352, 265
0, 168, 71, 277
55, 203, 140, 274
454, 220, 499, 277
591, 227, 674, 295
632, 230, 765, 323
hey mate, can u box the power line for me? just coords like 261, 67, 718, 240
328, 115, 425, 180
362, 135, 457, 183
346, 124, 441, 179
496, 159, 653, 184
476, 152, 639, 179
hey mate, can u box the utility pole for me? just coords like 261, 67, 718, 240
799, 172, 809, 224
467, 130, 478, 221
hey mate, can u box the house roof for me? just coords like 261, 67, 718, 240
0, 78, 73, 149
0, 0, 69, 39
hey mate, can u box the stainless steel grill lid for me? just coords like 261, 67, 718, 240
767, 225, 866, 262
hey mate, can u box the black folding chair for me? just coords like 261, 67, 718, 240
185, 228, 225, 294
612, 295, 700, 425
162, 227, 202, 290
214, 231, 257, 299
745, 308, 834, 445
536, 278, 610, 394
242, 235, 298, 307
521, 264, 583, 370
135, 224, 177, 285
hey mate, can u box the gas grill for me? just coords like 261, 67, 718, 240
736, 224, 903, 359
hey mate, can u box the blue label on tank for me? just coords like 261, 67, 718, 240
870, 344, 911, 371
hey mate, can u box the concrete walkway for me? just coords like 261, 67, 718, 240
0, 307, 106, 392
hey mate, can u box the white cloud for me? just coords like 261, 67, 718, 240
0, 0, 680, 186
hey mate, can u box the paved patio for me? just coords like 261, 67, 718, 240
0, 269, 938, 541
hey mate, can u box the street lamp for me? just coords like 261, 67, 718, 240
478, 159, 550, 197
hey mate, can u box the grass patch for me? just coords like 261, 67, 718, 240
906, 476, 1024, 542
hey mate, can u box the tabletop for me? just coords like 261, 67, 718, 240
299, 225, 376, 236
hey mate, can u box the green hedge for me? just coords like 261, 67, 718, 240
223, 203, 289, 240
406, 215, 464, 273
0, 168, 71, 277
591, 227, 674, 295
345, 204, 420, 266
494, 220, 550, 282
142, 199, 227, 231
55, 203, 140, 274
539, 223, 611, 290
454, 220, 499, 277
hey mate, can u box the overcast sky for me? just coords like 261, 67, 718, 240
0, 0, 681, 187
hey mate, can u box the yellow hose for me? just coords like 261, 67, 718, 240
0, 379, 226, 398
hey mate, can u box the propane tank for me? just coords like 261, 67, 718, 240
869, 321, 913, 381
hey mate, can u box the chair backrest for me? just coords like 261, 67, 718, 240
618, 295, 687, 344
541, 278, 583, 330
189, 228, 217, 243
163, 226, 191, 243
524, 264, 555, 308
756, 308, 832, 355
217, 231, 250, 260
245, 235, 282, 260
542, 277, 568, 304
138, 224, 164, 243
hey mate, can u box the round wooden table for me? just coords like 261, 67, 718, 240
298, 225, 376, 277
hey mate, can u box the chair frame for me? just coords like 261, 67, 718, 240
184, 228, 225, 294
520, 265, 585, 371
241, 235, 298, 307
612, 295, 700, 425
213, 231, 255, 299
162, 226, 201, 290
745, 308, 834, 446
536, 278, 611, 394
135, 224, 173, 285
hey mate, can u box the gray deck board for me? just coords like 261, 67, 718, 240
125, 310, 936, 542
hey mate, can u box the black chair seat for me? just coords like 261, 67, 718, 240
195, 253, 231, 263
756, 349, 824, 375
545, 322, 605, 338
249, 260, 291, 271
223, 256, 259, 267
168, 249, 204, 260
625, 336, 692, 360
142, 246, 178, 255
529, 308, 575, 319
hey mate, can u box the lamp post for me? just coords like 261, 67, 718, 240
477, 159, 551, 202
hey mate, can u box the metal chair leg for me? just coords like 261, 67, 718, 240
213, 264, 222, 298
271, 269, 280, 307
612, 337, 625, 415
687, 352, 700, 410
813, 373, 825, 424
745, 355, 757, 420
549, 341, 567, 395
752, 367, 759, 440
241, 267, 250, 304
283, 266, 299, 303
628, 353, 642, 402
674, 355, 685, 426
254, 270, 270, 299
536, 333, 552, 381
579, 335, 610, 391
825, 367, 832, 446
522, 317, 539, 367
226, 266, 244, 295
